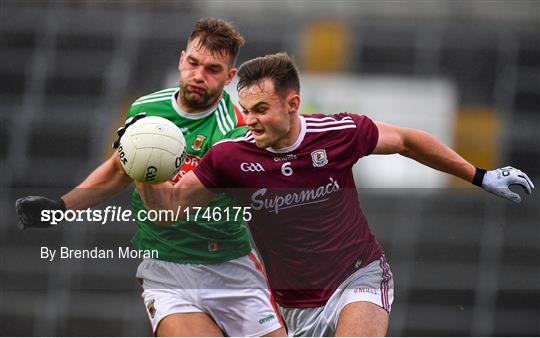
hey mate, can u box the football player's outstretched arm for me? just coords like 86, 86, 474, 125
61, 153, 133, 210
16, 153, 132, 229
373, 122, 476, 181
16, 112, 148, 228
134, 170, 215, 226
373, 121, 534, 202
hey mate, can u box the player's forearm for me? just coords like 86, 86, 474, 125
400, 128, 476, 183
135, 181, 173, 210
134, 181, 179, 225
62, 154, 132, 210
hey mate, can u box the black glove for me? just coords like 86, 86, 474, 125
112, 112, 147, 149
15, 196, 66, 229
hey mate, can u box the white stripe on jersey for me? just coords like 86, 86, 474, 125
214, 107, 228, 135
217, 99, 236, 134
221, 100, 235, 129
304, 116, 353, 122
305, 119, 355, 127
219, 100, 235, 131
132, 96, 172, 106
306, 125, 357, 132
216, 102, 230, 133
215, 98, 236, 135
135, 92, 174, 102
135, 88, 176, 102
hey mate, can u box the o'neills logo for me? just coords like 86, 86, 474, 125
273, 154, 297, 162
250, 177, 340, 214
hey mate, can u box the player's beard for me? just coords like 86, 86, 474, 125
178, 84, 221, 110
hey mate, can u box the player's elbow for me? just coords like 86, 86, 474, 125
399, 128, 433, 158
398, 132, 413, 157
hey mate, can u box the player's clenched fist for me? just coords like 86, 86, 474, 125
15, 196, 66, 229
474, 166, 535, 203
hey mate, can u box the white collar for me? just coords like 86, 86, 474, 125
266, 116, 306, 153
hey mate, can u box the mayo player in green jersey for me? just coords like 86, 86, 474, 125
16, 18, 285, 337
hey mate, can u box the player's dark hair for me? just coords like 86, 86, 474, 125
189, 18, 245, 67
237, 52, 300, 100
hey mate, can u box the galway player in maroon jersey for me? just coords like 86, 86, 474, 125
135, 53, 534, 336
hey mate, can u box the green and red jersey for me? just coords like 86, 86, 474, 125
126, 87, 251, 263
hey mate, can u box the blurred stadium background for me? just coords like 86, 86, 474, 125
1, 0, 539, 336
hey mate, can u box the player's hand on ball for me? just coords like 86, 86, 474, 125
15, 196, 66, 229
112, 112, 147, 149
480, 166, 535, 203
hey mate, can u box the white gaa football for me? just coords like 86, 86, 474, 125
117, 116, 186, 183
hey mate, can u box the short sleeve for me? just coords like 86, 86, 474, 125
350, 114, 379, 158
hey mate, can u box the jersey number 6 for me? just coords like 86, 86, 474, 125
281, 162, 293, 176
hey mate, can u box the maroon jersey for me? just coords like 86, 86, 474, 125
193, 113, 384, 308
